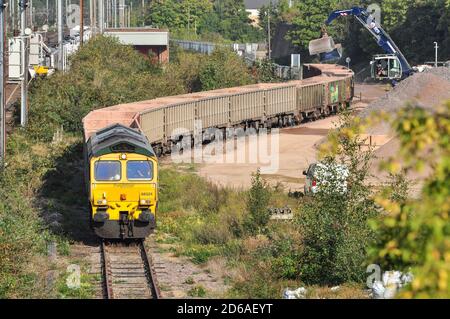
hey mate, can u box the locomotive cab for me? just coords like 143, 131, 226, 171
85, 124, 158, 239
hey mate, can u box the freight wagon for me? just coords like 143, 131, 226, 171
83, 64, 354, 157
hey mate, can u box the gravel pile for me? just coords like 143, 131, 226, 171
362, 67, 450, 134
425, 66, 450, 82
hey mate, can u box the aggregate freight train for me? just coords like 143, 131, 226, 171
83, 64, 354, 239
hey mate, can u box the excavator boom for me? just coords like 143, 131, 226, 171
309, 7, 413, 80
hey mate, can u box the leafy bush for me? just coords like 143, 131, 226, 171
244, 169, 271, 235
298, 112, 379, 285
250, 59, 280, 83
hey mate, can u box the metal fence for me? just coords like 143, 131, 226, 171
171, 39, 261, 61
171, 39, 302, 81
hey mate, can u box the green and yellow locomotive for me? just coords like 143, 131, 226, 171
84, 124, 158, 239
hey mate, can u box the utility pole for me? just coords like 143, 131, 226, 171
89, 0, 93, 29
92, 0, 96, 33
10, 0, 15, 32
267, 1, 271, 59
98, 0, 104, 33
142, 0, 144, 27
79, 0, 83, 45
57, 0, 63, 70
28, 0, 32, 28
19, 0, 28, 127
119, 0, 124, 27
114, 0, 117, 28
106, 0, 109, 28
0, 0, 6, 165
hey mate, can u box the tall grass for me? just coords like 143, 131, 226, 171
0, 133, 77, 297
156, 165, 304, 297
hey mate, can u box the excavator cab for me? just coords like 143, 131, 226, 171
370, 54, 402, 81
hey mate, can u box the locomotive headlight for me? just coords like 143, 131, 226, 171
97, 199, 107, 205
140, 199, 150, 205
120, 153, 127, 160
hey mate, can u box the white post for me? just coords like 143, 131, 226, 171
19, 0, 28, 127
434, 42, 439, 68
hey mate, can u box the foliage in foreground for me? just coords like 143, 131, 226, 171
369, 103, 450, 298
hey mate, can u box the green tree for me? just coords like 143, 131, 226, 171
146, 0, 263, 42
146, 0, 183, 29
384, 0, 450, 64
147, 0, 213, 31
288, 0, 339, 49
199, 47, 253, 90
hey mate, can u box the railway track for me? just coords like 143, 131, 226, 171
100, 240, 161, 299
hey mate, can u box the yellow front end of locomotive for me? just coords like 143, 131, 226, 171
89, 152, 158, 238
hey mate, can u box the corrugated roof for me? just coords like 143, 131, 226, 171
86, 123, 155, 158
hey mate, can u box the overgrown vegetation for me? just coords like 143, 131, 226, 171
1, 34, 260, 298
0, 132, 77, 297
243, 170, 271, 236
156, 164, 303, 298
27, 36, 261, 141
158, 103, 450, 298
297, 111, 379, 285
2, 27, 449, 299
